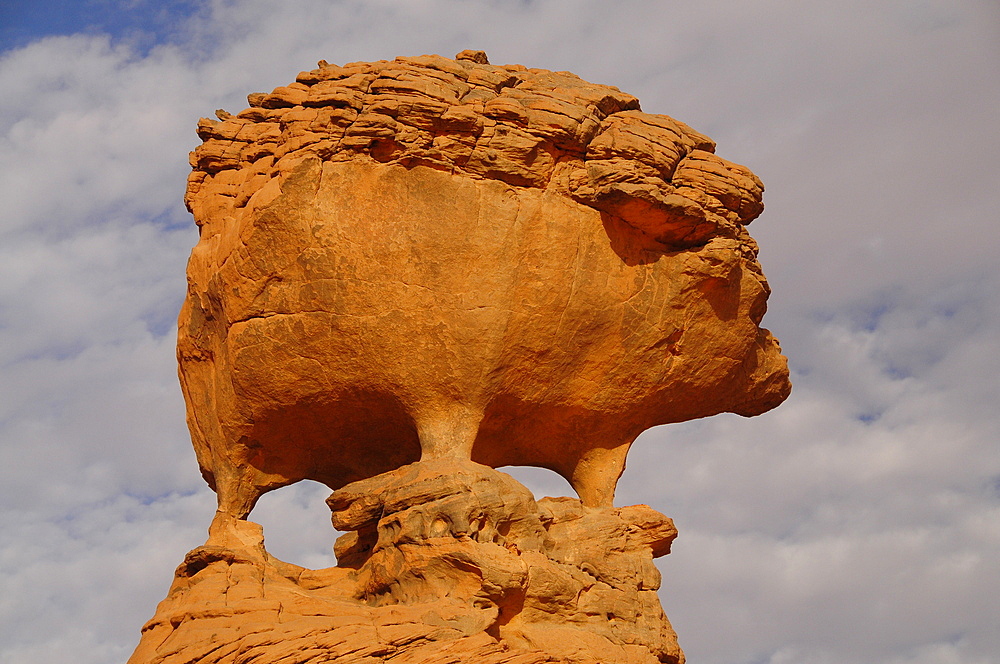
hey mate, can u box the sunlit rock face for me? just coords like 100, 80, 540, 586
179, 49, 789, 516
129, 50, 790, 664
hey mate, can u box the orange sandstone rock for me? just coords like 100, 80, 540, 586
179, 51, 789, 520
130, 461, 683, 664
130, 51, 791, 664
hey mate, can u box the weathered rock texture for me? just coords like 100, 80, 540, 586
131, 50, 790, 664
131, 461, 682, 664
179, 49, 789, 518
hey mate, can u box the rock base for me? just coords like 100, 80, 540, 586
129, 460, 683, 664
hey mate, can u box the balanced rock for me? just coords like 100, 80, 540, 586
179, 51, 789, 520
130, 51, 791, 664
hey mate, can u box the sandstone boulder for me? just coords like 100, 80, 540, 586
178, 51, 790, 520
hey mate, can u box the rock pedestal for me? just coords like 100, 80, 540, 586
130, 461, 682, 664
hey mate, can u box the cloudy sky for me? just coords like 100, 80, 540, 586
1, 1, 998, 662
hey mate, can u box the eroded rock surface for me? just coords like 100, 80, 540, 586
178, 49, 789, 520
130, 50, 791, 664
130, 461, 682, 664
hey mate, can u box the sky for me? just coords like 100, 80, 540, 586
0, 1, 998, 663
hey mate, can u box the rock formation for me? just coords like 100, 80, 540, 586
130, 50, 790, 664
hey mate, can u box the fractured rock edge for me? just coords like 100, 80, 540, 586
187, 50, 763, 252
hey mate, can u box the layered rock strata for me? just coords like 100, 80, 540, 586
130, 50, 791, 664
130, 461, 682, 664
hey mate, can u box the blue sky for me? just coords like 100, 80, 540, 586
0, 0, 199, 53
1, 2, 998, 663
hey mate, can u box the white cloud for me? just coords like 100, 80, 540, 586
250, 480, 341, 570
0, 490, 215, 664
1, 1, 997, 663
620, 271, 1000, 663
